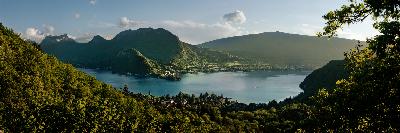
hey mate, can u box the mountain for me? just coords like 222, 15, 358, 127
0, 23, 132, 131
41, 28, 181, 65
297, 60, 348, 100
2, 22, 399, 132
0, 23, 321, 132
200, 31, 361, 68
40, 28, 242, 80
88, 35, 107, 44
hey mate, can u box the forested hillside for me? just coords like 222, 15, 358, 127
0, 23, 136, 132
200, 32, 361, 68
297, 60, 348, 100
40, 28, 244, 80
0, 23, 319, 132
1, 0, 400, 131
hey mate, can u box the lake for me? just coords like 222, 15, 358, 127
80, 68, 310, 103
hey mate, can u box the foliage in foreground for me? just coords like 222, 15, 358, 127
313, 0, 400, 131
1, 0, 400, 132
0, 22, 314, 132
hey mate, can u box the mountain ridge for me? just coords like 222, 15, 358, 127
40, 28, 244, 80
202, 31, 360, 44
200, 31, 362, 68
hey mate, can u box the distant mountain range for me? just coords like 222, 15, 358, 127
200, 31, 362, 68
40, 29, 360, 80
40, 28, 241, 80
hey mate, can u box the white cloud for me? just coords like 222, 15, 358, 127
161, 20, 243, 44
74, 33, 95, 42
113, 10, 248, 44
104, 34, 114, 40
337, 28, 366, 41
43, 25, 55, 35
25, 25, 55, 42
113, 10, 249, 44
25, 28, 45, 42
88, 21, 117, 28
162, 20, 205, 28
119, 17, 143, 28
223, 10, 247, 24
74, 13, 80, 19
68, 33, 114, 43
297, 23, 378, 41
298, 23, 321, 36
89, 0, 96, 5
67, 34, 77, 40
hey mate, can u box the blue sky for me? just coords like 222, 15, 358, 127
0, 0, 379, 44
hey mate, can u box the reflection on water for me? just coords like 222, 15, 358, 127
80, 68, 310, 103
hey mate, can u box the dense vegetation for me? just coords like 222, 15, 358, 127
311, 0, 400, 131
0, 23, 314, 132
297, 60, 348, 100
200, 31, 360, 68
40, 28, 244, 80
0, 23, 130, 132
42, 28, 356, 81
1, 0, 400, 132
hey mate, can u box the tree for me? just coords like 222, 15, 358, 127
312, 0, 400, 131
123, 84, 130, 94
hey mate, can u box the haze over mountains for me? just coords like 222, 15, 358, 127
200, 31, 361, 68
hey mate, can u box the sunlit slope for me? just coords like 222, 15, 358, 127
0, 23, 140, 132
200, 32, 360, 68
41, 28, 242, 78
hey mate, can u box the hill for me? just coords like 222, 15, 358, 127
297, 60, 348, 100
40, 28, 242, 80
0, 23, 139, 132
0, 23, 329, 132
2, 21, 399, 131
200, 31, 361, 68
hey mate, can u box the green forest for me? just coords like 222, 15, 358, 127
40, 28, 246, 81
1, 0, 400, 132
200, 32, 359, 68
41, 22, 360, 81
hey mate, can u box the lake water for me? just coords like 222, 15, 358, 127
80, 68, 310, 103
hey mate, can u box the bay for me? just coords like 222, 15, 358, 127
80, 68, 310, 103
